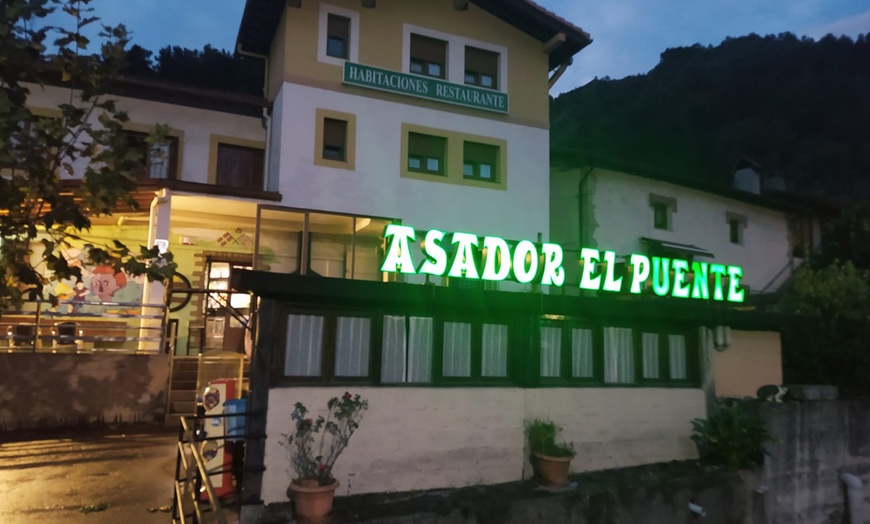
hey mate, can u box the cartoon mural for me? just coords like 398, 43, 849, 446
52, 247, 144, 313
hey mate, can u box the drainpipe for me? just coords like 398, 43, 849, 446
840, 472, 866, 523
236, 43, 274, 194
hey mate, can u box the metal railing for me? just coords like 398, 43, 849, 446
0, 300, 167, 353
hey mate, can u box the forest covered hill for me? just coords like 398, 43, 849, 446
550, 33, 870, 203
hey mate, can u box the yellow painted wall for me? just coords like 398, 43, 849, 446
713, 330, 783, 398
273, 0, 550, 126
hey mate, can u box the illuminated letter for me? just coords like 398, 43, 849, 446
481, 236, 511, 282
578, 248, 601, 291
512, 240, 538, 284
709, 264, 727, 301
380, 224, 416, 274
419, 229, 447, 276
691, 262, 709, 300
652, 257, 671, 297
448, 232, 480, 279
727, 266, 745, 303
540, 243, 565, 287
628, 254, 650, 294
602, 250, 623, 292
672, 259, 690, 298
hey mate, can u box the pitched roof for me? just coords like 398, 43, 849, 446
235, 0, 591, 70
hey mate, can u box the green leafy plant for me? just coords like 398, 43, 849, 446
525, 418, 575, 457
690, 400, 775, 471
281, 392, 369, 487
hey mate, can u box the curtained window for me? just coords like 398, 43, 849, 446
604, 326, 634, 384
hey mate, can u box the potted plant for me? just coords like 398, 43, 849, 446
281, 392, 369, 523
525, 418, 575, 487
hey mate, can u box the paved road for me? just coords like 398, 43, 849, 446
0, 426, 179, 524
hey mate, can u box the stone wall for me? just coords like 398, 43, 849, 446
761, 399, 870, 524
0, 353, 169, 430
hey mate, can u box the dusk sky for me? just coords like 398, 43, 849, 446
44, 0, 870, 95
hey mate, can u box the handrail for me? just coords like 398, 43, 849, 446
172, 415, 228, 524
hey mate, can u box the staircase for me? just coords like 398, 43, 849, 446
166, 354, 250, 423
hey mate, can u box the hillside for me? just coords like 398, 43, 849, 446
550, 33, 870, 202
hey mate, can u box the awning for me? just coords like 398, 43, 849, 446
640, 237, 715, 258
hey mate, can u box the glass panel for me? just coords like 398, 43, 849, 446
408, 157, 422, 170
335, 317, 370, 377
426, 157, 439, 172
669, 334, 688, 379
381, 315, 406, 383
481, 324, 508, 377
443, 322, 471, 377
604, 327, 634, 383
309, 213, 354, 278
408, 316, 432, 382
255, 208, 303, 273
642, 332, 659, 379
284, 314, 324, 376
463, 162, 474, 177
351, 217, 392, 282
571, 328, 593, 378
479, 164, 492, 179
540, 326, 561, 377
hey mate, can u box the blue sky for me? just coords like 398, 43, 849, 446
44, 0, 870, 95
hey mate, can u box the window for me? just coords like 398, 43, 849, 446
326, 14, 350, 59
539, 322, 598, 381
440, 321, 510, 380
727, 213, 746, 245
124, 130, 179, 180
603, 326, 634, 384
314, 109, 356, 170
407, 132, 446, 176
462, 141, 498, 182
215, 143, 264, 189
322, 118, 347, 161
464, 46, 499, 89
638, 331, 690, 382
649, 194, 676, 231
382, 315, 433, 383
410, 34, 447, 79
283, 312, 373, 380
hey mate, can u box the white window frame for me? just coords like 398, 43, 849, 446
318, 3, 360, 67
402, 24, 508, 93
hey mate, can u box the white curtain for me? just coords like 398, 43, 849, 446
407, 316, 433, 382
334, 317, 370, 377
642, 332, 660, 379
669, 334, 688, 379
148, 142, 170, 179
284, 314, 324, 376
443, 322, 472, 377
540, 326, 561, 377
571, 328, 594, 378
604, 326, 634, 383
481, 324, 508, 377
381, 315, 406, 383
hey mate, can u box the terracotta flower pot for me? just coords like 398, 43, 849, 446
533, 452, 574, 487
288, 479, 339, 523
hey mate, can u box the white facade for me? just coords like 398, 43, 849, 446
552, 166, 795, 293
271, 82, 550, 241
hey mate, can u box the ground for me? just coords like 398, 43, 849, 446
0, 426, 178, 524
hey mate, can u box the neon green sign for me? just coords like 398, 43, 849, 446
380, 224, 745, 303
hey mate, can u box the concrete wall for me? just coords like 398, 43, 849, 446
714, 330, 783, 399
761, 400, 870, 524
0, 353, 169, 430
259, 386, 705, 503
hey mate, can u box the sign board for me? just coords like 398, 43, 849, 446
343, 62, 509, 114
380, 224, 746, 303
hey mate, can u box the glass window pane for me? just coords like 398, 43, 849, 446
669, 334, 687, 379
427, 63, 441, 77
426, 157, 439, 172
327, 37, 346, 59
410, 60, 423, 74
381, 315, 406, 383
408, 156, 421, 170
408, 316, 432, 382
463, 162, 474, 177
604, 326, 634, 383
479, 164, 492, 179
480, 75, 494, 88
571, 328, 593, 378
642, 332, 659, 379
255, 208, 303, 273
335, 317, 370, 377
284, 314, 324, 376
443, 322, 471, 377
482, 324, 508, 377
309, 213, 354, 279
540, 326, 561, 377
